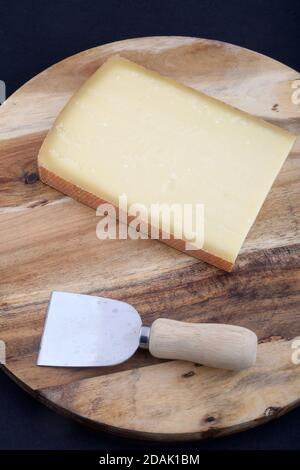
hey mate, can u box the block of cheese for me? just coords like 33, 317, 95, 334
38, 56, 296, 271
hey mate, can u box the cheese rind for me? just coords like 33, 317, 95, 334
38, 56, 296, 270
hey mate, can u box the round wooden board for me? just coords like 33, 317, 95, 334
0, 37, 300, 441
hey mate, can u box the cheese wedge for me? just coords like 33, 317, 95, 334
38, 56, 296, 271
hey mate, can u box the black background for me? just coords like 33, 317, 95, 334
1, 0, 299, 451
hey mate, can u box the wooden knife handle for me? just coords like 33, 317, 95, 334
149, 318, 257, 370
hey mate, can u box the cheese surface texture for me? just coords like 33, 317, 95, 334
38, 56, 296, 270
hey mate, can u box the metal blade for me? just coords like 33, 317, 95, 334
37, 291, 142, 367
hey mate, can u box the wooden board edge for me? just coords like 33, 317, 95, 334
1, 363, 299, 442
37, 388, 300, 441
2, 336, 299, 441
2, 337, 296, 441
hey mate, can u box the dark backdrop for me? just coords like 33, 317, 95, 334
0, 0, 299, 451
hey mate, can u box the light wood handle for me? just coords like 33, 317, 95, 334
149, 319, 257, 370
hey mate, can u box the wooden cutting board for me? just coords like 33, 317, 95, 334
0, 36, 300, 441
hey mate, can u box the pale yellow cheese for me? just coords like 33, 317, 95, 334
38, 55, 296, 266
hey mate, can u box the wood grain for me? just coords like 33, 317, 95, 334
0, 36, 299, 440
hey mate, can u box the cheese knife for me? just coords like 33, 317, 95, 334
37, 291, 257, 370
